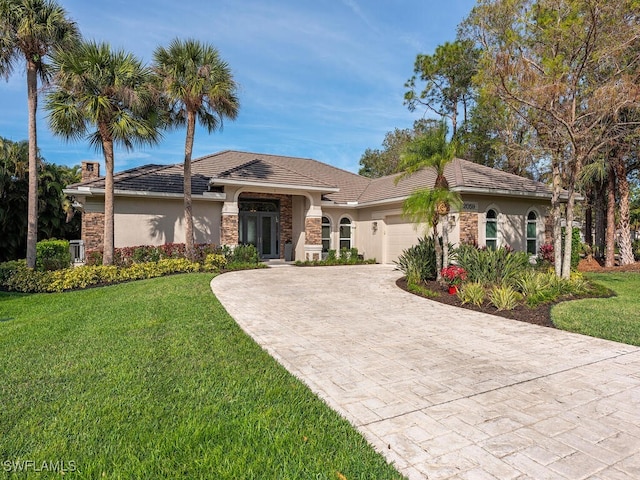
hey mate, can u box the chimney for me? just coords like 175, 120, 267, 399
81, 161, 100, 182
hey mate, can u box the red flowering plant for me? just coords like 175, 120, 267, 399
441, 265, 467, 287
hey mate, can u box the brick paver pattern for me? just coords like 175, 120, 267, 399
211, 265, 640, 479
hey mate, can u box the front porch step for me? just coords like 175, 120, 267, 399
262, 259, 295, 267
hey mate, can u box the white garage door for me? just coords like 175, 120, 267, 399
384, 215, 422, 264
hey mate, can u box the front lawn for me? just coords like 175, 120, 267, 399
0, 274, 402, 479
552, 272, 640, 346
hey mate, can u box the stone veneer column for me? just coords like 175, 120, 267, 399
220, 214, 238, 245
304, 205, 323, 260
82, 212, 104, 252
458, 212, 478, 245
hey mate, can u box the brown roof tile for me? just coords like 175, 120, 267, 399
66, 152, 553, 204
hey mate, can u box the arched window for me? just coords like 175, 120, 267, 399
339, 217, 352, 250
486, 209, 498, 250
527, 211, 538, 255
322, 216, 331, 253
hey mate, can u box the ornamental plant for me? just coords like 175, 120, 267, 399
440, 265, 467, 287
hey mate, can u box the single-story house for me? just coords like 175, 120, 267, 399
64, 150, 554, 263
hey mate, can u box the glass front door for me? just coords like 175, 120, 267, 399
238, 200, 279, 259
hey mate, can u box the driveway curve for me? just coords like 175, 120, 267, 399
211, 264, 640, 479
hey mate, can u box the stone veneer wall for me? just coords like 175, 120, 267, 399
237, 193, 293, 260
82, 212, 104, 252
220, 214, 238, 246
305, 216, 322, 244
459, 212, 478, 245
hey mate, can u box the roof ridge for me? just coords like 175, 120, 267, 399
456, 158, 551, 188
70, 163, 172, 187
219, 156, 338, 188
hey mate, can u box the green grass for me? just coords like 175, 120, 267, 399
552, 272, 640, 346
0, 274, 402, 479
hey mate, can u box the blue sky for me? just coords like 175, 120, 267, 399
0, 0, 476, 174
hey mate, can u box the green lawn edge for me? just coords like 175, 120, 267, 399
552, 272, 640, 346
0, 274, 403, 479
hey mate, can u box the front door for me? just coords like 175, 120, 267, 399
238, 200, 279, 259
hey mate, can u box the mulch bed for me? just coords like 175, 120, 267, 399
396, 258, 639, 329
396, 277, 558, 328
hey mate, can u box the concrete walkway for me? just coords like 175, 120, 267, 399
211, 264, 640, 479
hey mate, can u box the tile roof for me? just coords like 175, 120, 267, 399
67, 151, 553, 204
356, 158, 553, 204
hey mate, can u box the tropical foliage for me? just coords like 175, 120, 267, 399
153, 38, 239, 260
395, 236, 440, 282
399, 121, 462, 280
0, 137, 80, 262
453, 244, 532, 287
0, 0, 79, 268
46, 41, 162, 265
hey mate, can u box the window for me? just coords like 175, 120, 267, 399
322, 216, 331, 253
339, 217, 352, 250
527, 211, 538, 255
485, 209, 498, 250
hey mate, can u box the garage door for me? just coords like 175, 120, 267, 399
384, 215, 422, 264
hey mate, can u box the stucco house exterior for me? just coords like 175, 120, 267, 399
64, 150, 554, 264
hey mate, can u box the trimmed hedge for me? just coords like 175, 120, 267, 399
36, 239, 71, 271
1, 258, 207, 293
86, 242, 220, 266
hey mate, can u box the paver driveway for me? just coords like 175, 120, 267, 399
211, 264, 640, 479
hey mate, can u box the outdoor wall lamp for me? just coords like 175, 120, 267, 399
372, 221, 378, 232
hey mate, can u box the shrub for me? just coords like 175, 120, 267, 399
457, 282, 485, 307
0, 260, 26, 285
488, 285, 522, 311
36, 239, 71, 271
203, 253, 227, 272
539, 243, 554, 263
454, 244, 532, 286
516, 270, 557, 307
227, 244, 260, 265
633, 240, 640, 261
0, 259, 205, 293
441, 265, 467, 287
395, 236, 438, 281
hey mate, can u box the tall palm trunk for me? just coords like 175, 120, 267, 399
594, 179, 606, 259
183, 110, 196, 261
26, 61, 39, 269
613, 156, 634, 265
605, 165, 616, 268
100, 127, 115, 265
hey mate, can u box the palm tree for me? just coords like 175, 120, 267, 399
0, 0, 79, 268
398, 120, 460, 281
153, 38, 239, 260
45, 41, 161, 265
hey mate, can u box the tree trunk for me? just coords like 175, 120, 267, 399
561, 155, 584, 279
26, 61, 39, 269
101, 132, 115, 266
594, 179, 606, 259
551, 155, 563, 276
442, 216, 449, 269
614, 157, 634, 265
183, 110, 196, 261
605, 165, 616, 268
584, 185, 593, 246
434, 223, 442, 281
